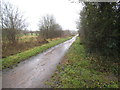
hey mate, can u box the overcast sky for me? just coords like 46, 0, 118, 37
4, 0, 83, 31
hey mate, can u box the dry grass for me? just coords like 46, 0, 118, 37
2, 41, 46, 58
2, 35, 48, 58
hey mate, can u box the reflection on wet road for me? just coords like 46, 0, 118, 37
2, 35, 77, 88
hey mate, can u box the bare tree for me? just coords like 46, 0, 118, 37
2, 1, 27, 43
38, 15, 63, 39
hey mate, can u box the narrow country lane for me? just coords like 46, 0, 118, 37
2, 35, 77, 88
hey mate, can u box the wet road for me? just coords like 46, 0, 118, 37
2, 35, 77, 88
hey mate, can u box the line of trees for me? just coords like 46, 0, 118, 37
1, 2, 63, 45
1, 1, 74, 46
78, 2, 120, 60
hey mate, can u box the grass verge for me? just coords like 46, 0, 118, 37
46, 37, 118, 88
2, 37, 72, 69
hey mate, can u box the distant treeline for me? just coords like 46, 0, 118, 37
1, 1, 77, 44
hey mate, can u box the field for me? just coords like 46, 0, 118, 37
46, 37, 118, 88
2, 34, 63, 58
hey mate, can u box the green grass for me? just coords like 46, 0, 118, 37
46, 37, 118, 88
2, 37, 72, 69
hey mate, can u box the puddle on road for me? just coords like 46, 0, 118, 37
2, 35, 77, 88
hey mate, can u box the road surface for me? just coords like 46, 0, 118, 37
2, 35, 77, 88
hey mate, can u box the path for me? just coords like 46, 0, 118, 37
2, 35, 77, 88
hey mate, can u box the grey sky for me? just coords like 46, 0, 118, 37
4, 0, 83, 31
